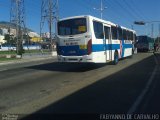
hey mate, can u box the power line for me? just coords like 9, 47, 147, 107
114, 0, 140, 21
123, 0, 146, 21
106, 0, 131, 21
130, 0, 151, 21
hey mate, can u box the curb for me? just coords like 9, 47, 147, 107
0, 51, 57, 66
0, 56, 57, 66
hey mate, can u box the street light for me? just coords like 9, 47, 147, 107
93, 0, 107, 19
134, 20, 160, 45
134, 21, 146, 25
135, 21, 160, 24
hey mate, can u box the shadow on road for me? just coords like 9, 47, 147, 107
26, 62, 110, 72
21, 55, 157, 120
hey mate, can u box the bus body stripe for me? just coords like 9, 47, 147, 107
92, 44, 132, 52
58, 44, 132, 56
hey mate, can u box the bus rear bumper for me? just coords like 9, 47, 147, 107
57, 55, 93, 63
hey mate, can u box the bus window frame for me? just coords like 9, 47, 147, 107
111, 26, 118, 40
93, 20, 104, 39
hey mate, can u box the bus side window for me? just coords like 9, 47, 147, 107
104, 26, 110, 39
123, 29, 127, 40
134, 34, 137, 42
93, 21, 104, 39
0, 45, 1, 49
118, 27, 122, 40
111, 26, 117, 40
131, 32, 134, 41
129, 31, 133, 40
128, 31, 130, 40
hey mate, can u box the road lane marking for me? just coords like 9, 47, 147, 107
127, 55, 158, 114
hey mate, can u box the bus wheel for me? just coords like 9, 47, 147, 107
132, 49, 134, 55
113, 51, 119, 65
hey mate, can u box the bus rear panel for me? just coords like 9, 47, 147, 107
57, 16, 93, 62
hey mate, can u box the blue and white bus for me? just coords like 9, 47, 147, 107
56, 15, 136, 64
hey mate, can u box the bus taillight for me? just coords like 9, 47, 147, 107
87, 39, 92, 55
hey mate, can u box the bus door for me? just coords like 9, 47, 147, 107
104, 25, 112, 61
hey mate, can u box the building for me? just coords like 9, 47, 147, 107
0, 28, 8, 35
0, 35, 6, 45
30, 37, 42, 43
28, 32, 40, 38
41, 32, 51, 38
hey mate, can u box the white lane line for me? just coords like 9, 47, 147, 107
127, 55, 158, 114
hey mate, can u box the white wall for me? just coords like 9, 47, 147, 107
0, 35, 6, 45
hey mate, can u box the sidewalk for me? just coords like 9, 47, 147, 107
0, 52, 57, 66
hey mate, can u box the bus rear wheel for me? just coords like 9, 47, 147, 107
113, 51, 119, 65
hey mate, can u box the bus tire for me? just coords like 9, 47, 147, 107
132, 48, 134, 55
113, 51, 119, 65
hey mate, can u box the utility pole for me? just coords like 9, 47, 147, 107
40, 0, 59, 55
10, 0, 26, 56
94, 0, 107, 19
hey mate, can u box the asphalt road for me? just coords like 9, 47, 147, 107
0, 53, 159, 120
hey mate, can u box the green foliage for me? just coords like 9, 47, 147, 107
4, 34, 16, 45
0, 51, 16, 55
17, 45, 25, 55
4, 34, 10, 42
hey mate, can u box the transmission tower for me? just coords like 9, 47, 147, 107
10, 0, 26, 56
40, 0, 59, 53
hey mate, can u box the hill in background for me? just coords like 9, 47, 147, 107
0, 21, 33, 32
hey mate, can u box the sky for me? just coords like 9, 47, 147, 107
0, 0, 160, 37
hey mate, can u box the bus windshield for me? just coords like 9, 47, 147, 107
58, 18, 87, 36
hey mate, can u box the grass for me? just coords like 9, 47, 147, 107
0, 58, 18, 61
0, 51, 16, 55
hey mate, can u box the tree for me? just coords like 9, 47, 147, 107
23, 34, 31, 45
4, 34, 16, 45
4, 34, 10, 43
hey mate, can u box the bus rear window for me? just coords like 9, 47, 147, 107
58, 18, 87, 35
